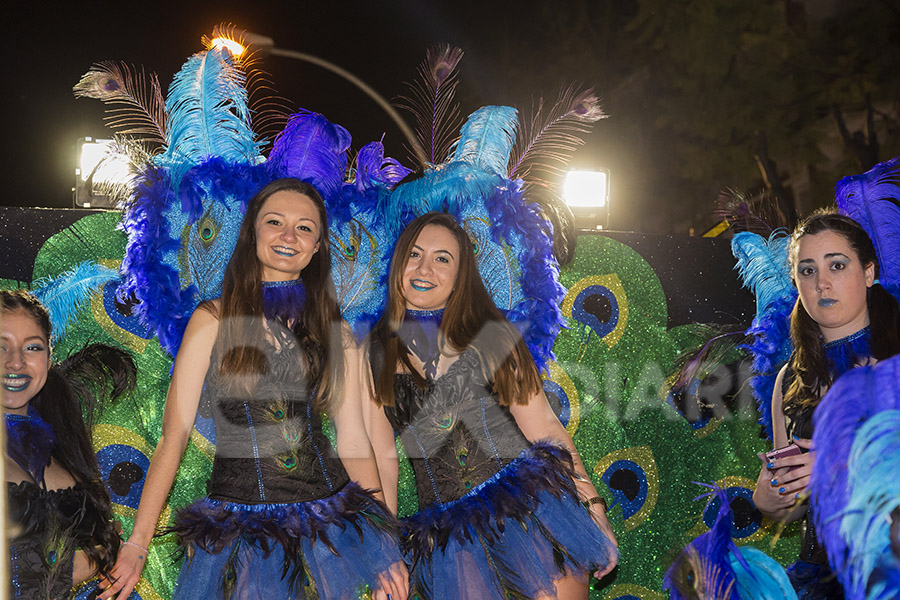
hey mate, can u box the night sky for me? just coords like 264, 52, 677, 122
5, 1, 609, 211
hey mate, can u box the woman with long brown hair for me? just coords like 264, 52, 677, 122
365, 212, 618, 600
100, 178, 405, 600
752, 211, 900, 598
3, 289, 134, 598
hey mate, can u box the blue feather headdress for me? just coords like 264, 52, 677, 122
731, 230, 797, 440
835, 157, 900, 300
385, 105, 566, 370
810, 355, 900, 600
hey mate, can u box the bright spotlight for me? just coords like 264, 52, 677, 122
210, 36, 246, 56
74, 137, 130, 209
564, 169, 610, 230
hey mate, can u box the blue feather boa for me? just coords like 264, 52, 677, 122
401, 441, 578, 559
5, 406, 56, 487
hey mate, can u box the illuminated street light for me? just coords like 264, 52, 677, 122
210, 29, 427, 167
564, 169, 610, 230
74, 137, 130, 209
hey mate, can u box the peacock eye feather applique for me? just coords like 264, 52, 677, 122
276, 452, 299, 471
437, 413, 454, 430
196, 211, 220, 247
456, 447, 469, 466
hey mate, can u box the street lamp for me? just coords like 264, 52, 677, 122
209, 30, 427, 167
564, 169, 610, 230
74, 137, 130, 209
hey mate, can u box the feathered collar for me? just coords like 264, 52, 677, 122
262, 279, 306, 325
824, 326, 871, 379
397, 309, 445, 380
5, 405, 56, 488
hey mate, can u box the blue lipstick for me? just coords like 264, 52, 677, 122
3, 373, 31, 393
818, 298, 837, 307
411, 280, 434, 292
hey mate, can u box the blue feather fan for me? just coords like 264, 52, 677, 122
449, 105, 518, 177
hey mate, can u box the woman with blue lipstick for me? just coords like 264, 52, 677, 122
101, 178, 406, 600
364, 212, 618, 600
752, 211, 900, 598
3, 290, 134, 598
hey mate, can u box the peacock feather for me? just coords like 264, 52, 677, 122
508, 85, 605, 183
395, 45, 464, 166
73, 60, 167, 145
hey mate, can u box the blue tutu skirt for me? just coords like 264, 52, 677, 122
169, 482, 402, 600
403, 442, 618, 600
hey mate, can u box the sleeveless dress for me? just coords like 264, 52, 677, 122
170, 318, 401, 600
381, 346, 617, 600
7, 480, 106, 599
779, 327, 870, 600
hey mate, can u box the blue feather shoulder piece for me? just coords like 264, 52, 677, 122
835, 157, 900, 295
32, 261, 119, 341
449, 105, 518, 177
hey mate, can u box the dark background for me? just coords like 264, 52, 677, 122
5, 1, 898, 234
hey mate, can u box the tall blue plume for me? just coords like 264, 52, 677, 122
449, 106, 518, 177
811, 354, 900, 598
835, 157, 900, 295
159, 47, 262, 184
32, 261, 119, 341
268, 110, 351, 202
731, 230, 797, 439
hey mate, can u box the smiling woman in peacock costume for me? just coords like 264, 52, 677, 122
364, 211, 618, 600
99, 178, 406, 600
4, 289, 135, 598
751, 211, 900, 599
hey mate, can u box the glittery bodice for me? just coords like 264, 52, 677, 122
203, 319, 349, 503
7, 480, 101, 599
383, 347, 531, 506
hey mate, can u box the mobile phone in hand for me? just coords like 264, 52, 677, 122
759, 443, 802, 471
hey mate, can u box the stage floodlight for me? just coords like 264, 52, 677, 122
564, 169, 610, 230
74, 137, 130, 209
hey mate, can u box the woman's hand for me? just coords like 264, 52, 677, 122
98, 540, 146, 599
752, 438, 814, 521
587, 505, 618, 579
372, 560, 409, 600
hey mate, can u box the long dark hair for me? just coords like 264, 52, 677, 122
213, 178, 343, 411
371, 212, 541, 407
1, 290, 130, 578
784, 211, 900, 411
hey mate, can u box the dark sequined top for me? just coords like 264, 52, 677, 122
7, 480, 103, 599
202, 319, 349, 504
381, 347, 531, 506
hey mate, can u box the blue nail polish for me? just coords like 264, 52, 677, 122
770, 479, 778, 486
795, 493, 800, 499
387, 595, 392, 600
779, 487, 785, 494
766, 462, 774, 469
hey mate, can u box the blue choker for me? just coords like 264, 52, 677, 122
824, 326, 871, 379
262, 279, 306, 324
399, 309, 445, 379
5, 405, 56, 487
